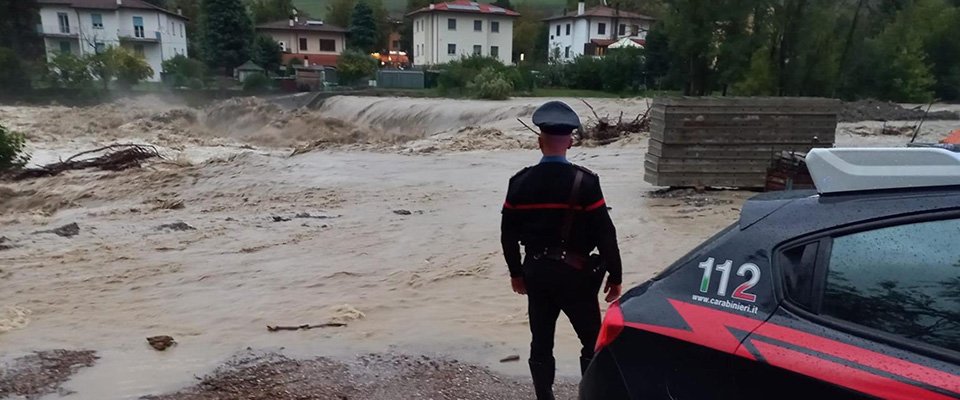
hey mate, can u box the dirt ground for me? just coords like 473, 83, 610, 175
1, 95, 958, 399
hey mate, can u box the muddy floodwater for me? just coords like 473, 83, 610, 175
1, 96, 959, 399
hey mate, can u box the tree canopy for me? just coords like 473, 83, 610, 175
349, 1, 380, 53
199, 0, 254, 73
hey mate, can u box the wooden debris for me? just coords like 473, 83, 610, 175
499, 355, 520, 363
266, 323, 347, 332
578, 99, 651, 145
11, 144, 160, 181
147, 335, 176, 351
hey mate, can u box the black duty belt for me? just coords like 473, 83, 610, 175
529, 247, 593, 270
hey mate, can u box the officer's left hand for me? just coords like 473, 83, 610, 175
604, 281, 622, 303
511, 277, 527, 295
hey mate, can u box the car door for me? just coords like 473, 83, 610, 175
736, 213, 960, 399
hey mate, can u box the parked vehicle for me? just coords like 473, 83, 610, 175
581, 148, 960, 400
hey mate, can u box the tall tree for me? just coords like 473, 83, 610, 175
0, 0, 43, 60
199, 0, 254, 73
492, 0, 513, 9
350, 1, 379, 52
250, 33, 282, 73
327, 0, 356, 28
142, 0, 168, 6
248, 0, 294, 24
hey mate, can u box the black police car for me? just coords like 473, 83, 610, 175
581, 148, 960, 400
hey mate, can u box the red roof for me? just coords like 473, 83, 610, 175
407, 1, 520, 17
544, 6, 655, 21
282, 53, 340, 68
38, 0, 186, 19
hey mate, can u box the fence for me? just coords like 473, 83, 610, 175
377, 70, 425, 89
644, 97, 840, 188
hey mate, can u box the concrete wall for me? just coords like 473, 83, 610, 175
260, 29, 345, 55
412, 12, 514, 66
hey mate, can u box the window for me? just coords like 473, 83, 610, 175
632, 25, 640, 36
95, 42, 105, 53
180, 23, 184, 37
822, 218, 960, 354
779, 241, 820, 310
564, 46, 570, 58
474, 20, 482, 31
59, 40, 71, 53
133, 16, 144, 38
447, 43, 456, 55
58, 13, 70, 34
473, 45, 482, 55
448, 18, 456, 30
134, 44, 145, 57
555, 24, 560, 36
565, 24, 570, 35
619, 24, 626, 36
92, 14, 103, 29
392, 40, 399, 50
299, 38, 308, 51
490, 45, 499, 58
598, 22, 606, 35
491, 21, 499, 32
170, 21, 175, 33
319, 39, 336, 52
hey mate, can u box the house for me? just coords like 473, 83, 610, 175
544, 2, 656, 62
256, 17, 347, 68
407, 0, 519, 66
235, 60, 265, 81
37, 0, 189, 82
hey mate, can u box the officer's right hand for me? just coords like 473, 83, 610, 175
511, 277, 526, 295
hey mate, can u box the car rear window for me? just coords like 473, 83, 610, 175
821, 218, 960, 354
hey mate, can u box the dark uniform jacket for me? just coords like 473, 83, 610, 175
501, 161, 623, 284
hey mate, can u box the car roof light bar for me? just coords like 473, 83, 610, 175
806, 148, 960, 194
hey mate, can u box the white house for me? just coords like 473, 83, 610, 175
37, 0, 190, 82
407, 0, 519, 66
544, 2, 656, 63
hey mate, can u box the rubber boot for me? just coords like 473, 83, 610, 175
529, 360, 556, 400
580, 356, 593, 375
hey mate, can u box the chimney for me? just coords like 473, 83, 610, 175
116, 0, 121, 4
294, 16, 299, 23
289, 18, 294, 27
177, 8, 182, 16
429, 4, 434, 9
577, 2, 585, 15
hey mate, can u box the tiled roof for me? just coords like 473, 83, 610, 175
257, 20, 348, 33
407, 1, 520, 17
38, 0, 187, 19
544, 6, 655, 21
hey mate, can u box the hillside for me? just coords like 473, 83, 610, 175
292, 0, 564, 19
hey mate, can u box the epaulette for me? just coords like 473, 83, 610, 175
572, 163, 599, 177
510, 166, 534, 181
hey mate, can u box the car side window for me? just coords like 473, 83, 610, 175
821, 218, 960, 354
778, 241, 819, 310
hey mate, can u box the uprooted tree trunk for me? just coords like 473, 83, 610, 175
8, 144, 161, 180
578, 99, 651, 145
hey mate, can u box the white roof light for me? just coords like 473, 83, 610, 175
806, 148, 960, 194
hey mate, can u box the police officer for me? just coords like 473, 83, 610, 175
501, 101, 623, 400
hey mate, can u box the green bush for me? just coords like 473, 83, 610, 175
242, 73, 269, 91
42, 52, 94, 90
115, 48, 154, 90
466, 67, 513, 100
599, 48, 645, 92
438, 55, 502, 94
0, 47, 31, 95
0, 124, 30, 171
565, 56, 603, 91
162, 55, 207, 88
337, 49, 378, 85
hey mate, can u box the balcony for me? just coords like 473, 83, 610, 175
119, 29, 161, 43
37, 24, 78, 38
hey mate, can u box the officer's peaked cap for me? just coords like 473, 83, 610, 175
532, 101, 580, 135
